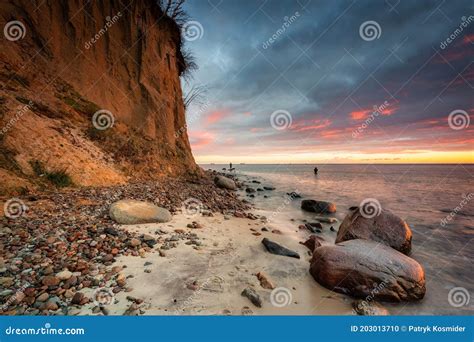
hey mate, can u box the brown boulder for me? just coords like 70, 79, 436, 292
336, 208, 412, 254
301, 200, 336, 214
310, 239, 425, 302
300, 235, 323, 253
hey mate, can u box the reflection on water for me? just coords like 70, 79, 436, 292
203, 164, 474, 315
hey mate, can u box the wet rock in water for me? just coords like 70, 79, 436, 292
109, 199, 172, 224
214, 175, 237, 190
263, 186, 275, 190
241, 287, 262, 307
336, 208, 412, 255
262, 238, 300, 259
349, 206, 359, 211
286, 192, 301, 198
301, 200, 336, 214
256, 272, 275, 289
252, 180, 261, 184
330, 226, 336, 232
300, 235, 322, 253
245, 188, 256, 193
310, 239, 425, 302
257, 188, 264, 192
352, 300, 389, 316
261, 227, 269, 232
304, 222, 322, 233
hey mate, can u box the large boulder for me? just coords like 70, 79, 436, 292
214, 175, 236, 190
336, 208, 412, 254
301, 200, 336, 214
310, 239, 425, 302
109, 200, 172, 224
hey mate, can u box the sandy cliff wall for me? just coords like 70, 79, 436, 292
0, 0, 198, 194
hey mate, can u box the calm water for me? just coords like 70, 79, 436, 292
203, 164, 474, 315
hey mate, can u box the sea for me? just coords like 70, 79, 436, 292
202, 164, 474, 315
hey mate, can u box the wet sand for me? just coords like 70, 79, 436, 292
87, 213, 352, 315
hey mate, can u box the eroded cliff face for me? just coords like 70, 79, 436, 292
0, 0, 198, 194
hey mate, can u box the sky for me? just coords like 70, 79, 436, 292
181, 0, 473, 164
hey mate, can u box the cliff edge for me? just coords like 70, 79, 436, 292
0, 0, 199, 194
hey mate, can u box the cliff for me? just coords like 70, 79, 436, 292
0, 0, 198, 194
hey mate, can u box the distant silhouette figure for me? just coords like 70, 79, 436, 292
314, 167, 318, 175
230, 162, 233, 170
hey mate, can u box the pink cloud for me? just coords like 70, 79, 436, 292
189, 131, 214, 149
206, 109, 230, 125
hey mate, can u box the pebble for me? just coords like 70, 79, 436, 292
56, 270, 73, 281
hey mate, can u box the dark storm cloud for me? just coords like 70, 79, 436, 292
182, 0, 473, 158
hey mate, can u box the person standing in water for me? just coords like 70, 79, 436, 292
229, 162, 233, 171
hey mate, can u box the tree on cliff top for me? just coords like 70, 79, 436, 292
158, 0, 188, 25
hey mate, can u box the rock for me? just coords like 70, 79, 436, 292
241, 287, 262, 307
129, 238, 141, 247
304, 222, 322, 233
286, 192, 301, 198
71, 292, 84, 305
310, 239, 425, 302
245, 188, 256, 193
56, 270, 73, 281
44, 300, 59, 311
263, 186, 275, 190
256, 272, 275, 289
352, 300, 389, 315
104, 227, 119, 236
301, 200, 336, 214
36, 293, 49, 302
336, 208, 412, 254
300, 235, 322, 252
109, 199, 172, 224
42, 276, 60, 287
314, 216, 338, 223
262, 238, 300, 259
214, 175, 236, 190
